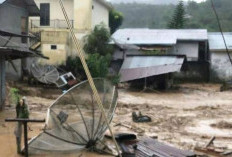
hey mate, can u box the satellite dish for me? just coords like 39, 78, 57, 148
28, 78, 118, 154
30, 63, 59, 84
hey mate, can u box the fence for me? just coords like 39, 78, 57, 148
31, 19, 74, 29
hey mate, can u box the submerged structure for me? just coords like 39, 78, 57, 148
28, 78, 118, 154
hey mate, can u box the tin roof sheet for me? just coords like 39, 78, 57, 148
208, 32, 232, 51
111, 29, 208, 45
119, 55, 185, 82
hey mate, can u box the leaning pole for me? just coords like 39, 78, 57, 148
58, 0, 122, 156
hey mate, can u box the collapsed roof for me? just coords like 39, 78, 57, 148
119, 55, 186, 82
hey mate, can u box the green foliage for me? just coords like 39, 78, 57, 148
87, 53, 111, 78
65, 56, 85, 79
84, 24, 113, 56
65, 54, 111, 79
167, 0, 186, 29
10, 88, 20, 105
113, 0, 232, 32
109, 9, 124, 34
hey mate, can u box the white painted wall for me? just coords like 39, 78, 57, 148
210, 51, 232, 81
30, 0, 74, 28
170, 41, 199, 61
92, 0, 109, 28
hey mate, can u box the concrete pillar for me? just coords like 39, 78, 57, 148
0, 56, 6, 110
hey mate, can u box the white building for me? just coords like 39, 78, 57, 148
30, 0, 112, 65
208, 32, 232, 82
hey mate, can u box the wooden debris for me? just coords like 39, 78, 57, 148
118, 137, 195, 157
205, 136, 216, 148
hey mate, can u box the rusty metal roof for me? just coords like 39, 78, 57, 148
111, 29, 208, 45
119, 55, 185, 82
208, 32, 232, 51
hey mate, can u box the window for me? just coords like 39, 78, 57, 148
40, 3, 50, 26
21, 17, 27, 43
51, 45, 57, 50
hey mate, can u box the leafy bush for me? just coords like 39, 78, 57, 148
84, 24, 113, 56
65, 53, 111, 79
9, 88, 20, 105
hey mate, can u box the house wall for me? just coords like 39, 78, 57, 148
40, 30, 69, 65
0, 3, 29, 48
210, 51, 232, 82
92, 0, 109, 28
0, 3, 29, 80
74, 0, 92, 31
169, 41, 199, 61
30, 0, 74, 29
30, 0, 110, 65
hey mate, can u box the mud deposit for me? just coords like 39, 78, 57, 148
1, 83, 232, 156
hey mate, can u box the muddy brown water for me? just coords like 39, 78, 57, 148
2, 83, 232, 156
0, 110, 112, 157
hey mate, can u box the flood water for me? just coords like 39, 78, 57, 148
0, 110, 111, 157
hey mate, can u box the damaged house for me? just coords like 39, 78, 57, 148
111, 29, 209, 88
208, 32, 232, 82
0, 0, 45, 109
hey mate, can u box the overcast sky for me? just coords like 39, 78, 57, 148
0, 0, 206, 3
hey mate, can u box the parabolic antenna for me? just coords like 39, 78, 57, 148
30, 63, 59, 84
28, 78, 118, 154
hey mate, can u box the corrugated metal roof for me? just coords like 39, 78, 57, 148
96, 0, 112, 10
208, 32, 232, 51
0, 46, 48, 60
2, 0, 39, 16
119, 55, 185, 82
111, 29, 208, 45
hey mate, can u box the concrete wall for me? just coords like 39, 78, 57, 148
0, 3, 30, 80
210, 51, 232, 82
30, 0, 74, 28
92, 0, 109, 28
174, 61, 209, 82
169, 41, 199, 61
0, 3, 29, 48
74, 0, 92, 31
40, 30, 69, 65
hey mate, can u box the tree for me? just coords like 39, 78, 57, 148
109, 9, 124, 34
64, 24, 114, 79
167, 0, 186, 29
84, 24, 113, 56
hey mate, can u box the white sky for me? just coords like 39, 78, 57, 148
0, 0, 206, 4
0, 0, 206, 3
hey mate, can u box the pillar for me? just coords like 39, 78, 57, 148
0, 56, 6, 110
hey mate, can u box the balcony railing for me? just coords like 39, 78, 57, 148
30, 19, 74, 29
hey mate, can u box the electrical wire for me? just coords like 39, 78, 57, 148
210, 0, 232, 65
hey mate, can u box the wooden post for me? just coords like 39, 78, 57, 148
5, 118, 45, 157
23, 122, 28, 157
0, 56, 6, 110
